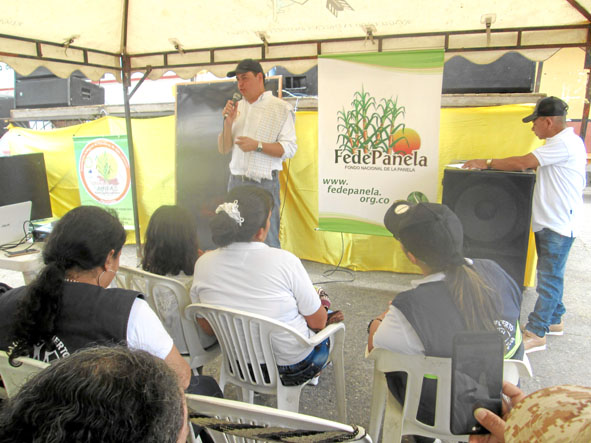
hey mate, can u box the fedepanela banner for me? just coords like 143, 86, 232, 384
318, 50, 444, 236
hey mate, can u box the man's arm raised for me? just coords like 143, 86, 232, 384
218, 99, 238, 154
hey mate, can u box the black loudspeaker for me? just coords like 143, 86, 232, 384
271, 65, 318, 96
15, 67, 104, 108
442, 168, 536, 287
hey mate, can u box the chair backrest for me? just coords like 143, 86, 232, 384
368, 348, 533, 442
115, 266, 219, 369
368, 348, 468, 441
185, 394, 372, 443
0, 350, 49, 397
185, 303, 312, 394
503, 355, 533, 385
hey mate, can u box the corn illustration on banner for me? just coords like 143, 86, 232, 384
73, 135, 135, 229
318, 50, 444, 236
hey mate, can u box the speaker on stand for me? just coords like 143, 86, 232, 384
442, 168, 536, 288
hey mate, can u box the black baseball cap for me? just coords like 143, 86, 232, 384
522, 96, 568, 123
227, 59, 265, 78
383, 201, 464, 269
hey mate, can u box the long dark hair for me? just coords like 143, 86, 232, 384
8, 206, 126, 363
210, 185, 273, 247
444, 263, 502, 332
141, 205, 199, 276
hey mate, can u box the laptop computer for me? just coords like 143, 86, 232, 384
0, 201, 32, 246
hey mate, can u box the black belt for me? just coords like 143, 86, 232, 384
232, 170, 278, 182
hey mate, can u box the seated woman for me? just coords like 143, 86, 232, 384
190, 185, 343, 386
0, 206, 221, 400
141, 205, 216, 350
367, 201, 523, 434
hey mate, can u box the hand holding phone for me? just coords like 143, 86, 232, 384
468, 382, 527, 443
451, 331, 504, 435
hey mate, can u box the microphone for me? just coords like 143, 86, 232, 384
224, 92, 242, 118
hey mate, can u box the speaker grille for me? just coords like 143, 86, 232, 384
442, 168, 536, 286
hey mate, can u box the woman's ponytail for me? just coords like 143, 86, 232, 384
8, 262, 66, 363
445, 262, 502, 332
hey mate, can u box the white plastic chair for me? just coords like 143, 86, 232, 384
115, 266, 220, 373
503, 353, 533, 385
0, 350, 49, 397
366, 348, 533, 443
186, 394, 371, 443
185, 303, 347, 423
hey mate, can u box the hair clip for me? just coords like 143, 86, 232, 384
215, 200, 244, 226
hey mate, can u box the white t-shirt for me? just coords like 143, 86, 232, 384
127, 298, 174, 360
372, 274, 444, 356
190, 242, 320, 365
531, 127, 587, 237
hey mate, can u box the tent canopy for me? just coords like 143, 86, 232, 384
1, 0, 590, 81
2, 0, 590, 253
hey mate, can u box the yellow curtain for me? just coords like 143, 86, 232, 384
6, 105, 538, 284
7, 116, 176, 243
281, 105, 539, 284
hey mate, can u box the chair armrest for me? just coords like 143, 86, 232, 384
307, 322, 345, 346
366, 347, 405, 372
504, 358, 533, 381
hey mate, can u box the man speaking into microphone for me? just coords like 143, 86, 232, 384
218, 59, 297, 248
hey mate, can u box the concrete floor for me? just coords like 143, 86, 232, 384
1, 192, 589, 437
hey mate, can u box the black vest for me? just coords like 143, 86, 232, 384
392, 280, 465, 357
0, 282, 140, 362
391, 259, 521, 358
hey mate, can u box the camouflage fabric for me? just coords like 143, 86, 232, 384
505, 385, 591, 442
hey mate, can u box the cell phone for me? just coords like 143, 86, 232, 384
450, 331, 504, 435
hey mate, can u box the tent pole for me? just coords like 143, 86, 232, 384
121, 55, 143, 259
581, 68, 591, 142
580, 26, 591, 142
128, 67, 153, 100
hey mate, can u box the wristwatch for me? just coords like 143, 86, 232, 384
486, 158, 493, 169
367, 318, 382, 334
256, 141, 263, 153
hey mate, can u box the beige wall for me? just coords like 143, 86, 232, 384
539, 47, 588, 119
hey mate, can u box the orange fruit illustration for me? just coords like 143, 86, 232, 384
390, 128, 421, 156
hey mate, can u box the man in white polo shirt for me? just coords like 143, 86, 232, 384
463, 96, 587, 353
218, 59, 297, 248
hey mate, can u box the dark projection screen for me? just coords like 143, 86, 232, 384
0, 152, 52, 220
175, 78, 280, 250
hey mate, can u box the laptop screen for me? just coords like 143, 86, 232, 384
0, 201, 32, 246
0, 153, 52, 220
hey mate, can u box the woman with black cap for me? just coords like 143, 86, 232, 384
367, 200, 524, 434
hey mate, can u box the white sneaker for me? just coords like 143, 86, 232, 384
307, 376, 319, 386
